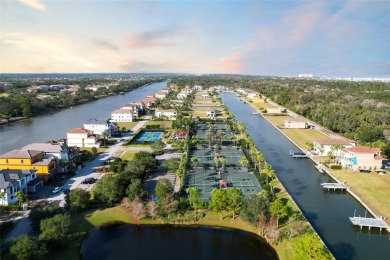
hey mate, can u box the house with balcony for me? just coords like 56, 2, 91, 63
0, 150, 57, 182
67, 128, 100, 148
155, 109, 177, 120
313, 139, 355, 156
84, 119, 115, 138
0, 169, 43, 205
111, 109, 135, 122
340, 146, 383, 171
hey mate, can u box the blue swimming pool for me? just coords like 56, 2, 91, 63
134, 130, 163, 143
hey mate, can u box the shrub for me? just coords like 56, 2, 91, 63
330, 165, 342, 170
0, 205, 20, 211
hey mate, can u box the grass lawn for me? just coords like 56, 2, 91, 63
0, 93, 9, 97
114, 122, 138, 130
250, 97, 276, 109
120, 150, 137, 161
330, 169, 390, 225
266, 116, 293, 126
144, 120, 172, 130
281, 129, 328, 151
80, 147, 106, 153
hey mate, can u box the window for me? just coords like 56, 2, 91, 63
6, 159, 8, 163
21, 159, 24, 164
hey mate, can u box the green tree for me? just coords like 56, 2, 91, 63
93, 175, 124, 204
240, 194, 269, 226
29, 201, 61, 230
239, 157, 249, 167
15, 191, 28, 207
9, 235, 47, 260
126, 179, 144, 200
237, 121, 246, 139
209, 188, 227, 219
205, 129, 213, 147
186, 187, 202, 218
292, 232, 332, 260
91, 146, 98, 155
191, 157, 198, 171
226, 187, 244, 219
214, 156, 220, 169
151, 139, 165, 154
219, 157, 226, 171
65, 188, 90, 212
39, 214, 71, 250
101, 129, 109, 147
59, 158, 68, 173
269, 198, 288, 227
155, 178, 174, 202
162, 158, 180, 172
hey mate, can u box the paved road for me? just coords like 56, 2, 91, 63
47, 120, 149, 207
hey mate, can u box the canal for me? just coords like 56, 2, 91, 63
0, 81, 167, 154
220, 92, 389, 260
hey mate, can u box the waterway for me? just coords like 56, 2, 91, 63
80, 224, 278, 260
0, 81, 167, 154
220, 92, 389, 260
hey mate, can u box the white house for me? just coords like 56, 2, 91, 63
340, 146, 383, 171
67, 128, 100, 148
155, 109, 177, 120
0, 169, 43, 205
206, 108, 215, 117
193, 85, 203, 91
201, 93, 210, 99
84, 119, 115, 137
284, 118, 309, 129
247, 91, 257, 99
155, 91, 168, 99
313, 139, 355, 156
266, 106, 285, 114
111, 109, 135, 122
177, 91, 188, 99
121, 103, 139, 117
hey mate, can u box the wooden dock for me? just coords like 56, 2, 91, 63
349, 216, 389, 231
321, 182, 348, 191
290, 150, 308, 158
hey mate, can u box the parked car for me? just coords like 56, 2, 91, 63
52, 187, 62, 194
359, 169, 371, 173
81, 177, 96, 184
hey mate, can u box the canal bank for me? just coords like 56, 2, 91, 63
221, 92, 390, 260
245, 96, 390, 233
0, 81, 167, 153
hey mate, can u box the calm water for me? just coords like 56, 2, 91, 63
80, 224, 278, 260
0, 82, 166, 153
220, 92, 390, 260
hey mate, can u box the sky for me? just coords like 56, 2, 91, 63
0, 0, 389, 77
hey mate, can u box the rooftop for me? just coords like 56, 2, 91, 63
21, 143, 65, 153
85, 119, 107, 125
0, 150, 42, 159
343, 146, 382, 154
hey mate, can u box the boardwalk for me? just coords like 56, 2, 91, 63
321, 182, 348, 191
349, 216, 389, 231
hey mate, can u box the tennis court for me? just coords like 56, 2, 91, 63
184, 171, 262, 200
189, 147, 245, 166
134, 130, 163, 142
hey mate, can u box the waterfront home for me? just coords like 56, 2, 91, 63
155, 91, 168, 99
84, 119, 115, 137
193, 85, 203, 91
0, 169, 43, 205
340, 146, 383, 171
0, 150, 57, 182
135, 100, 147, 110
67, 128, 100, 148
247, 91, 257, 99
111, 109, 135, 122
313, 139, 355, 156
284, 118, 309, 129
266, 106, 286, 114
206, 108, 216, 117
201, 93, 210, 99
169, 84, 179, 92
160, 88, 172, 94
177, 91, 188, 99
21, 142, 71, 173
121, 103, 140, 117
155, 109, 177, 120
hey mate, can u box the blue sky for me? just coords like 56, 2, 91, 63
1, 0, 389, 77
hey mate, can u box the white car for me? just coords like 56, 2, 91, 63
52, 187, 62, 194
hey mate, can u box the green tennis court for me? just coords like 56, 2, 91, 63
184, 170, 262, 200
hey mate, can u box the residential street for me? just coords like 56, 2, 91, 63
3, 120, 149, 239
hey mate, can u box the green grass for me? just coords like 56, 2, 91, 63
120, 151, 137, 161
266, 116, 293, 126
0, 93, 9, 97
144, 120, 173, 130
115, 122, 138, 130
281, 129, 328, 151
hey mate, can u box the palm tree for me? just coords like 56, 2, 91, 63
237, 122, 246, 140
101, 129, 109, 147
191, 157, 198, 171
256, 152, 265, 171
214, 156, 220, 169
205, 130, 213, 147
263, 163, 273, 184
270, 179, 278, 194
239, 157, 249, 167
219, 157, 226, 171
216, 130, 226, 146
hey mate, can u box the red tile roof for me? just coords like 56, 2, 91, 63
343, 146, 381, 153
68, 128, 89, 134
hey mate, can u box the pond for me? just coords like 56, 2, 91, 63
80, 224, 278, 260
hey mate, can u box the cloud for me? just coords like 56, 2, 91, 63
92, 39, 119, 52
216, 52, 247, 74
17, 0, 46, 11
126, 26, 187, 48
119, 59, 165, 72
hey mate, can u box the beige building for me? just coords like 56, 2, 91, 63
313, 139, 355, 156
340, 146, 383, 171
284, 118, 309, 129
67, 128, 100, 148
155, 109, 177, 120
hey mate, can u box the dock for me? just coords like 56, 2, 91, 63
290, 150, 308, 158
321, 182, 348, 191
349, 216, 389, 231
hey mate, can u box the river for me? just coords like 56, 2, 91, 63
0, 81, 167, 154
220, 92, 389, 260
